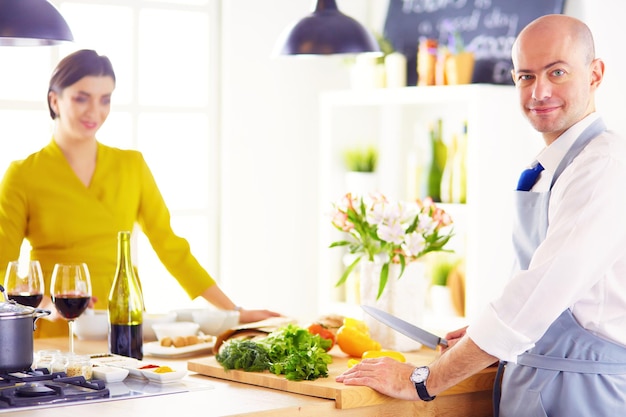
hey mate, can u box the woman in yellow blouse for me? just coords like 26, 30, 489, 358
0, 49, 279, 337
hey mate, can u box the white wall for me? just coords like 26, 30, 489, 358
219, 1, 357, 321
564, 0, 626, 139
218, 0, 626, 322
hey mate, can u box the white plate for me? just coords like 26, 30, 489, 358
143, 339, 215, 358
140, 367, 187, 384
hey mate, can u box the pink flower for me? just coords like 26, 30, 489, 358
332, 211, 353, 232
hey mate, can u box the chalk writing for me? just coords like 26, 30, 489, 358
384, 0, 565, 85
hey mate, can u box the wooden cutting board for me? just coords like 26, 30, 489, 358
187, 347, 496, 410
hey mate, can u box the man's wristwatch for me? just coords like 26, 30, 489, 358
410, 366, 436, 401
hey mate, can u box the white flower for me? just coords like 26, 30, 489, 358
402, 232, 426, 257
377, 222, 405, 245
418, 214, 437, 234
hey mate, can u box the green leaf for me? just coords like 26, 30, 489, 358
377, 263, 389, 300
335, 256, 362, 287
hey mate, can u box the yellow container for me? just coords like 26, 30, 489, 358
445, 52, 475, 85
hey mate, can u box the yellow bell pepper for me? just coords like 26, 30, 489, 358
362, 350, 406, 362
347, 358, 361, 368
336, 318, 381, 357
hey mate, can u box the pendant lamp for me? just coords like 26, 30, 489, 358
0, 0, 74, 46
276, 0, 380, 56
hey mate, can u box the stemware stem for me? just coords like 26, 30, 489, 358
68, 320, 75, 354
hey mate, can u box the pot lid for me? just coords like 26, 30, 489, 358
0, 300, 35, 317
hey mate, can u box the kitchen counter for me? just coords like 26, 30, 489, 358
2, 337, 496, 417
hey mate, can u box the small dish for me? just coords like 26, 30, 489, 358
143, 338, 215, 358
92, 366, 129, 383
119, 362, 146, 378
140, 367, 187, 384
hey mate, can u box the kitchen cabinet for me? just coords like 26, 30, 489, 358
317, 85, 543, 325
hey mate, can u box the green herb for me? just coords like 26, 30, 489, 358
215, 339, 271, 372
261, 324, 333, 381
215, 324, 333, 381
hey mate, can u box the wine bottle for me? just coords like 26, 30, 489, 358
427, 119, 447, 202
108, 231, 144, 360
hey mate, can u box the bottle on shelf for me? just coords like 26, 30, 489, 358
108, 231, 144, 360
440, 131, 456, 204
406, 121, 430, 200
427, 119, 447, 202
451, 122, 468, 204
417, 38, 438, 86
440, 121, 468, 204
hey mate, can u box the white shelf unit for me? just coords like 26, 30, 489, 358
317, 84, 543, 325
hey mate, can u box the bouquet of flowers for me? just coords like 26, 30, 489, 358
330, 192, 454, 299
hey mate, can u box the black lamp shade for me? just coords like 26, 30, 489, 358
276, 0, 380, 56
0, 0, 74, 46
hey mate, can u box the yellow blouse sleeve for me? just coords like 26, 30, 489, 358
0, 160, 29, 269
129, 150, 217, 298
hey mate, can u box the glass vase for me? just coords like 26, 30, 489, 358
359, 260, 430, 352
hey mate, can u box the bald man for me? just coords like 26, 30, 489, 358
337, 14, 626, 417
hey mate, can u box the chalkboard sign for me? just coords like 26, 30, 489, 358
383, 0, 566, 85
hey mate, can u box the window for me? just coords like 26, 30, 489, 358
0, 0, 218, 311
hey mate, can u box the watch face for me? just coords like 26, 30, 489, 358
411, 366, 429, 383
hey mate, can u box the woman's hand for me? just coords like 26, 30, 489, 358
39, 295, 62, 321
238, 308, 281, 324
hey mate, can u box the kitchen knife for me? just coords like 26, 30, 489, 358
361, 305, 448, 350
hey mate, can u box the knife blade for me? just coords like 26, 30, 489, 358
361, 305, 448, 350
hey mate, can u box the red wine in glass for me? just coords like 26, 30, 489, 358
52, 295, 91, 319
4, 260, 45, 308
50, 263, 92, 353
8, 293, 44, 308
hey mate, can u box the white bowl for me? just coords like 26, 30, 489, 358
143, 312, 177, 341
92, 366, 129, 383
171, 308, 202, 323
191, 309, 240, 336
74, 309, 108, 340
151, 321, 199, 341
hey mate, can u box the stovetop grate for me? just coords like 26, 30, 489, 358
0, 369, 109, 409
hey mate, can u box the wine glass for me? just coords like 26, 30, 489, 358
3, 260, 45, 307
50, 263, 92, 353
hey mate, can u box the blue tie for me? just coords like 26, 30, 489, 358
516, 162, 544, 191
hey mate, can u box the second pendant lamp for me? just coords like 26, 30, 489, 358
275, 0, 380, 56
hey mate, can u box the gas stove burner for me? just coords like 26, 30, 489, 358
16, 384, 57, 397
0, 369, 109, 409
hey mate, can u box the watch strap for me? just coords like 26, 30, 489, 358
414, 380, 436, 401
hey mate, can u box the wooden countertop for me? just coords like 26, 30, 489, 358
2, 337, 496, 417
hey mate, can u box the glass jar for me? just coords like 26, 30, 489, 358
35, 349, 62, 372
66, 353, 92, 380
50, 353, 68, 373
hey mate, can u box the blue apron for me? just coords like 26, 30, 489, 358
497, 118, 626, 417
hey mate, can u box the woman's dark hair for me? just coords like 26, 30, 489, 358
47, 49, 116, 120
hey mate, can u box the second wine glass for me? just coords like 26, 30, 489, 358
4, 260, 45, 308
50, 263, 92, 353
